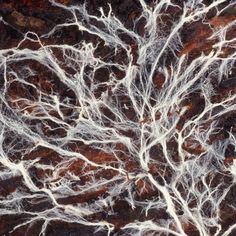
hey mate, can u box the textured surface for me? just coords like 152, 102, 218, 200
0, 0, 236, 235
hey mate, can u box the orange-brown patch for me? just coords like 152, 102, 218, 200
209, 15, 235, 28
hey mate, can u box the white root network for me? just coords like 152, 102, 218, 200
0, 0, 236, 235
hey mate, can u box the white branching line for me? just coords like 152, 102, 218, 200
0, 0, 236, 235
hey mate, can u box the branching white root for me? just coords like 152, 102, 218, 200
0, 0, 236, 235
